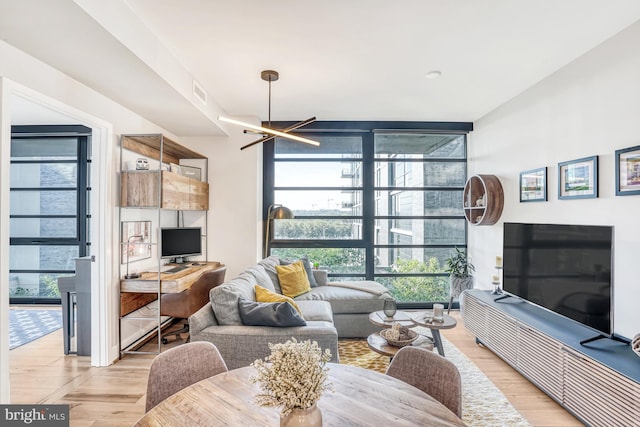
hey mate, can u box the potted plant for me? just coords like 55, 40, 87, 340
444, 247, 475, 313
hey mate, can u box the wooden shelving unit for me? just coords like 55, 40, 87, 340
120, 170, 208, 210
118, 133, 209, 356
463, 174, 504, 226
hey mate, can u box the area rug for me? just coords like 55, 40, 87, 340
339, 331, 532, 427
9, 309, 62, 350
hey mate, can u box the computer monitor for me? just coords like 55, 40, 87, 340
160, 227, 202, 263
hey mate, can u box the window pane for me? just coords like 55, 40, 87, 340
375, 190, 463, 216
375, 133, 465, 158
374, 248, 455, 274
271, 247, 365, 274
11, 137, 78, 160
11, 163, 77, 188
275, 190, 362, 215
10, 245, 79, 270
10, 190, 77, 215
10, 218, 77, 238
375, 161, 466, 187
374, 219, 466, 245
375, 275, 449, 303
275, 135, 362, 158
273, 219, 362, 240
9, 272, 73, 298
274, 161, 362, 187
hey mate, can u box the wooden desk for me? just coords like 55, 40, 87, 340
120, 261, 224, 316
134, 364, 466, 426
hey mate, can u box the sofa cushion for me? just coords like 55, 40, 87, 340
296, 300, 333, 323
255, 285, 302, 315
209, 275, 255, 325
258, 256, 283, 294
281, 255, 318, 287
295, 282, 390, 314
244, 265, 276, 292
238, 299, 306, 327
311, 269, 328, 287
276, 260, 311, 298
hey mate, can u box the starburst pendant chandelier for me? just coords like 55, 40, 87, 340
218, 70, 319, 150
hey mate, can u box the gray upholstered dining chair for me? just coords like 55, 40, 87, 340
145, 341, 228, 412
385, 346, 463, 418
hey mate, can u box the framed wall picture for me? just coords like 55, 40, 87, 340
558, 156, 598, 199
519, 167, 547, 202
615, 145, 640, 196
121, 221, 152, 263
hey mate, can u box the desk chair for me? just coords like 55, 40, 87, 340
145, 341, 228, 412
160, 267, 226, 344
386, 346, 462, 417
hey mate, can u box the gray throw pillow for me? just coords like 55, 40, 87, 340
238, 299, 307, 327
281, 255, 319, 288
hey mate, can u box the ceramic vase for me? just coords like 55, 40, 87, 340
280, 404, 322, 427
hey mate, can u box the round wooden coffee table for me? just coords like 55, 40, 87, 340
368, 310, 415, 328
367, 331, 434, 358
410, 311, 457, 356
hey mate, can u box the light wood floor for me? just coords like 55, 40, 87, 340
9, 311, 584, 426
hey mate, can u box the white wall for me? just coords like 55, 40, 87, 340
468, 21, 640, 339
182, 135, 263, 280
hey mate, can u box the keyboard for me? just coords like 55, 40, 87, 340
165, 265, 188, 274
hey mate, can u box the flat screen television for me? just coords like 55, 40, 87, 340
161, 227, 202, 263
502, 222, 613, 341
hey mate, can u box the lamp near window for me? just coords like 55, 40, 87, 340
264, 204, 294, 258
124, 234, 143, 279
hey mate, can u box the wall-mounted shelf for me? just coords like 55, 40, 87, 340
463, 174, 504, 226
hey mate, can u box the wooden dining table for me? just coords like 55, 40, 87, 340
135, 363, 466, 426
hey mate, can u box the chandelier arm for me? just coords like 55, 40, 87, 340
239, 117, 317, 151
240, 135, 273, 151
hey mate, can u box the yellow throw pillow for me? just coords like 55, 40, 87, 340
254, 285, 303, 316
275, 260, 311, 298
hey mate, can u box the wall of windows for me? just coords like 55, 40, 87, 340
264, 121, 472, 306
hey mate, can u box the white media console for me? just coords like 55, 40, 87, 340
462, 290, 639, 427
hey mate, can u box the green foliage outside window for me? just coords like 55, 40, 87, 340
272, 248, 364, 274
271, 248, 448, 302
274, 219, 356, 239
377, 258, 449, 302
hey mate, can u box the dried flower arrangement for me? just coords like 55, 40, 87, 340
250, 338, 333, 416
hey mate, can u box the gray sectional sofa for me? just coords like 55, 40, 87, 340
189, 256, 392, 369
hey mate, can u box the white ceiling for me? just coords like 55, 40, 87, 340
3, 1, 640, 135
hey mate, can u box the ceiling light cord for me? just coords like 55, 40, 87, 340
267, 76, 272, 128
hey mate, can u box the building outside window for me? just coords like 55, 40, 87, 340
9, 125, 91, 304
264, 122, 471, 307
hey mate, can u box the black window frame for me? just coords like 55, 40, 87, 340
9, 125, 91, 305
263, 121, 473, 308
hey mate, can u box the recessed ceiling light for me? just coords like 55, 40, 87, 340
425, 70, 442, 79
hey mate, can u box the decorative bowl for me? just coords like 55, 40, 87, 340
633, 333, 640, 358
380, 327, 418, 347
